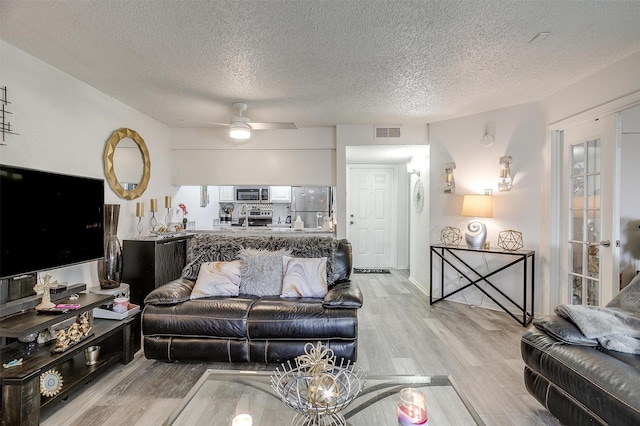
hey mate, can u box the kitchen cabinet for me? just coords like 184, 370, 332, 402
270, 186, 291, 203
219, 186, 235, 202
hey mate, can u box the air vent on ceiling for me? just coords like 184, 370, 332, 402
375, 127, 401, 138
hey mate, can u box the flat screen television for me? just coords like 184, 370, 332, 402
0, 165, 104, 279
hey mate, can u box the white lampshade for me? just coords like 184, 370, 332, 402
461, 194, 493, 218
229, 122, 251, 140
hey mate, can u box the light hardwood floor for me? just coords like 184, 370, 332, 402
41, 270, 561, 426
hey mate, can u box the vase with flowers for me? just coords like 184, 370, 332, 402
178, 203, 188, 229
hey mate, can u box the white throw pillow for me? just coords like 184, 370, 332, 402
281, 256, 328, 298
190, 260, 242, 299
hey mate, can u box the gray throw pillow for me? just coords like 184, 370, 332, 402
238, 248, 290, 296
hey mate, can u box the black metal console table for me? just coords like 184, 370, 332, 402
430, 244, 535, 326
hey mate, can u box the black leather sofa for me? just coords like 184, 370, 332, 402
521, 316, 640, 425
141, 236, 362, 363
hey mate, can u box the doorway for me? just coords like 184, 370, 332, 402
561, 115, 617, 305
347, 166, 396, 268
343, 143, 428, 272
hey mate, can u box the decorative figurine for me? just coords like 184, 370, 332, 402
498, 230, 524, 251
78, 312, 92, 337
54, 329, 70, 351
440, 226, 462, 246
34, 274, 59, 310
3, 358, 23, 369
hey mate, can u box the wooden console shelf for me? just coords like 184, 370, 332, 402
0, 293, 139, 425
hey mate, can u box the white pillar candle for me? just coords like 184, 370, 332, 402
232, 414, 252, 426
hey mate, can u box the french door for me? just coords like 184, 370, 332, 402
561, 114, 618, 305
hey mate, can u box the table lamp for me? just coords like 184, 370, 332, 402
461, 194, 493, 249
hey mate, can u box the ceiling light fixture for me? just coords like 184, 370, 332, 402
229, 118, 251, 140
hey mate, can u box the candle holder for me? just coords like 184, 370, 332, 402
397, 388, 427, 425
164, 196, 172, 226
136, 217, 144, 238
149, 212, 157, 231
135, 201, 145, 238
149, 198, 158, 231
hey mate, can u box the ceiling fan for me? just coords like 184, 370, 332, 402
197, 102, 297, 140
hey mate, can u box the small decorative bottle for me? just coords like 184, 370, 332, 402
98, 204, 123, 289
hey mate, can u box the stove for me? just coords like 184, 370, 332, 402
239, 204, 273, 226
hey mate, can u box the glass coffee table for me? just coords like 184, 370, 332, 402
165, 369, 484, 425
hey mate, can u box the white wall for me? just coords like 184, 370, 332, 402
428, 102, 542, 311
407, 147, 430, 289
170, 127, 335, 185
0, 41, 172, 288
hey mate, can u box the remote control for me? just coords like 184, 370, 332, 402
56, 304, 81, 309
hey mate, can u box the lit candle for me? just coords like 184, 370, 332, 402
135, 202, 144, 217
150, 198, 158, 212
397, 388, 427, 426
397, 403, 427, 425
165, 195, 172, 208
232, 414, 252, 426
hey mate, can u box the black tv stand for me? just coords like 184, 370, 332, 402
0, 292, 139, 425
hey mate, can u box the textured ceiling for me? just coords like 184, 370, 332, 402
1, 1, 639, 129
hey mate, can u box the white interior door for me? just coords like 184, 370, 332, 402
347, 166, 396, 268
561, 114, 619, 305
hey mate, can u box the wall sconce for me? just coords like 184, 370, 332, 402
461, 194, 493, 249
498, 156, 513, 192
444, 162, 456, 194
407, 162, 420, 177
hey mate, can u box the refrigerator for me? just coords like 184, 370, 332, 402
291, 186, 332, 229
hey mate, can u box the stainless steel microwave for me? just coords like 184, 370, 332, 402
235, 187, 269, 202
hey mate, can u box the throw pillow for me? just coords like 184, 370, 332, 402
238, 248, 289, 296
190, 260, 242, 299
281, 256, 328, 298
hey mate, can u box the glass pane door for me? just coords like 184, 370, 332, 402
562, 113, 618, 307
569, 139, 602, 305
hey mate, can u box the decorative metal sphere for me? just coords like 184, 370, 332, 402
440, 226, 462, 246
498, 230, 523, 251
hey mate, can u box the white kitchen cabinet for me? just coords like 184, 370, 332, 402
270, 186, 291, 203
219, 186, 235, 201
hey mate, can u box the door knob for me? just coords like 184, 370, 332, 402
589, 240, 611, 248
350, 221, 354, 225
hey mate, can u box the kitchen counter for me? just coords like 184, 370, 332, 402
193, 228, 336, 237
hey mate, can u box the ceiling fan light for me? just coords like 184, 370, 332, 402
229, 122, 251, 140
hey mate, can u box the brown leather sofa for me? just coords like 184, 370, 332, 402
141, 236, 362, 363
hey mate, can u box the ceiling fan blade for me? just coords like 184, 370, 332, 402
249, 122, 298, 130
176, 118, 229, 127
200, 121, 231, 127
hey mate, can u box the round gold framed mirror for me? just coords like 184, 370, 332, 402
104, 128, 151, 200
